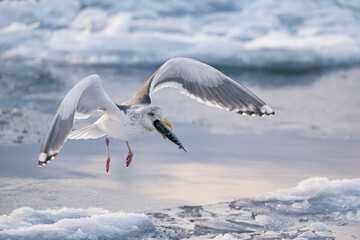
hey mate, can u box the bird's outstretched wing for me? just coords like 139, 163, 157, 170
124, 58, 274, 116
39, 74, 123, 166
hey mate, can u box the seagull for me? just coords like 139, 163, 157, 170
38, 58, 274, 171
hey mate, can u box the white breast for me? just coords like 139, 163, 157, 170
96, 115, 153, 141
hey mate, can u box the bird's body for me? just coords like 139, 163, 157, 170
98, 114, 148, 141
82, 105, 161, 141
38, 58, 274, 171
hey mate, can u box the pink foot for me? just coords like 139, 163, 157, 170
105, 137, 110, 172
126, 151, 133, 167
125, 141, 134, 167
106, 156, 110, 172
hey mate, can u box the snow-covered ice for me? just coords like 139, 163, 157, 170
255, 177, 360, 201
0, 207, 153, 240
0, 0, 360, 69
1, 177, 359, 239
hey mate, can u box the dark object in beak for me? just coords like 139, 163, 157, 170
154, 120, 187, 152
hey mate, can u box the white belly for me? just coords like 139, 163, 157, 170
97, 116, 153, 141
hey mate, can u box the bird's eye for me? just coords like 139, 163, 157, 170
148, 112, 155, 116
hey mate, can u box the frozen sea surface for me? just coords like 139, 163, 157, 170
0, 64, 359, 239
1, 64, 360, 146
0, 0, 360, 69
1, 177, 359, 239
1, 1, 360, 239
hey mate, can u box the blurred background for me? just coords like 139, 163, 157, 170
0, 0, 359, 239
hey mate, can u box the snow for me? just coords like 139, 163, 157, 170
295, 231, 317, 239
310, 223, 326, 232
254, 177, 360, 201
0, 207, 153, 240
0, 177, 358, 239
214, 233, 238, 240
1, 0, 360, 68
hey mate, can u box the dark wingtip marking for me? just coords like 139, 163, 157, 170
38, 153, 57, 166
237, 109, 275, 117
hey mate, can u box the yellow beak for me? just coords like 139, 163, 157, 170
156, 118, 173, 139
161, 118, 172, 130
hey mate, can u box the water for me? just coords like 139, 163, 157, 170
0, 63, 359, 239
1, 0, 360, 239
1, 178, 359, 239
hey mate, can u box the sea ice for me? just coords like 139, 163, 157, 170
254, 177, 360, 201
0, 207, 154, 240
0, 0, 359, 69
1, 177, 358, 239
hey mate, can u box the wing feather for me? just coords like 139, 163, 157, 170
38, 74, 123, 165
128, 58, 274, 116
68, 122, 106, 140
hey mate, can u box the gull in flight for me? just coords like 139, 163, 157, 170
38, 58, 274, 171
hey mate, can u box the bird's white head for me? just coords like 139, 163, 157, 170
135, 105, 186, 151
136, 105, 172, 133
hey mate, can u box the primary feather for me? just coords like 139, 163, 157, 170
125, 58, 274, 116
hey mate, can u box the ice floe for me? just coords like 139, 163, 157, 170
0, 0, 360, 69
0, 177, 358, 239
255, 177, 360, 201
0, 207, 153, 240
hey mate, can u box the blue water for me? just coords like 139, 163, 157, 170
0, 64, 359, 239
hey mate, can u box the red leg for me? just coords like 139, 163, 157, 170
125, 141, 134, 167
105, 137, 110, 172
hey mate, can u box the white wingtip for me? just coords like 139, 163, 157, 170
39, 152, 47, 163
261, 105, 275, 115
